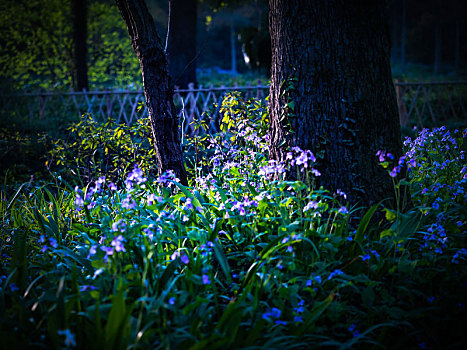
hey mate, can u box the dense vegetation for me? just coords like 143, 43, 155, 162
1, 94, 466, 349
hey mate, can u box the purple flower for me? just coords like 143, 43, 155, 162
202, 274, 211, 285
112, 219, 126, 232
75, 194, 84, 211
49, 237, 58, 248
181, 253, 189, 264
143, 225, 154, 240
80, 285, 97, 292
100, 246, 114, 256
390, 166, 400, 177
303, 200, 318, 212
126, 166, 147, 185
122, 196, 137, 210
168, 297, 176, 305
338, 206, 349, 215
111, 235, 126, 252
184, 197, 193, 210
311, 168, 321, 176
87, 245, 97, 259
109, 182, 117, 191
157, 170, 176, 186
147, 193, 162, 206
336, 189, 347, 199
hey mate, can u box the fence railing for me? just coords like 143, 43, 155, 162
395, 81, 467, 128
1, 81, 466, 135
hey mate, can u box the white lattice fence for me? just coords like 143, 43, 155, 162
0, 84, 269, 135
1, 82, 466, 134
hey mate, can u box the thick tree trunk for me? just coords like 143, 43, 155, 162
115, 0, 187, 185
268, 0, 403, 207
167, 0, 197, 89
72, 0, 89, 91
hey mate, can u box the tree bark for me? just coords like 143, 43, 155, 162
115, 0, 187, 185
72, 0, 89, 91
166, 0, 197, 89
268, 0, 404, 207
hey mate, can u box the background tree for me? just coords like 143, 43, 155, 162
115, 0, 187, 184
268, 0, 404, 207
166, 0, 198, 88
72, 0, 89, 91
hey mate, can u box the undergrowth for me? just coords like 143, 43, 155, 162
1, 94, 466, 349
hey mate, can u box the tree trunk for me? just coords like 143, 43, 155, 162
455, 21, 460, 74
72, 0, 89, 91
268, 0, 404, 207
400, 0, 407, 72
166, 0, 197, 89
115, 0, 187, 185
230, 22, 237, 75
434, 21, 442, 74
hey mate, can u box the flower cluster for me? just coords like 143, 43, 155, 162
39, 235, 58, 252
287, 146, 321, 175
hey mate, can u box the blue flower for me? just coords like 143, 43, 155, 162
58, 329, 76, 347
168, 297, 176, 305
294, 316, 303, 323
9, 283, 19, 292
328, 269, 343, 280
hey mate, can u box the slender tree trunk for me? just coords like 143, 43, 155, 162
400, 0, 407, 72
434, 22, 442, 74
72, 0, 88, 91
167, 0, 197, 89
115, 0, 187, 185
268, 0, 404, 207
230, 22, 237, 74
455, 21, 460, 74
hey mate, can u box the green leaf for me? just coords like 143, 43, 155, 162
213, 242, 232, 282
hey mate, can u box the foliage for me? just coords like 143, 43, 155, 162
0, 0, 140, 91
0, 128, 52, 183
47, 115, 156, 186
1, 94, 466, 349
